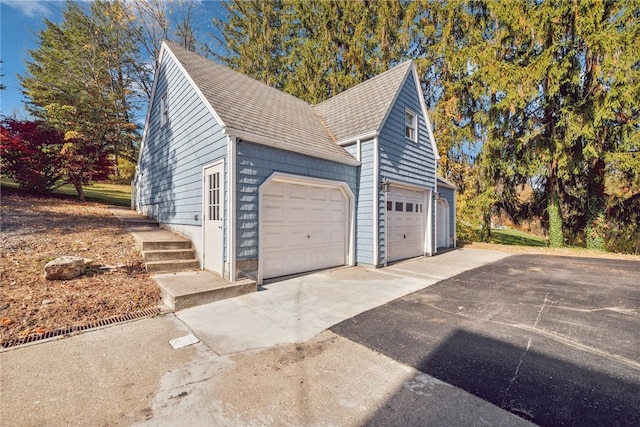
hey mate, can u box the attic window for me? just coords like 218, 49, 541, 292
405, 109, 417, 142
161, 91, 168, 127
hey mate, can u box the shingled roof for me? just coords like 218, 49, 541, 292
162, 42, 416, 164
313, 61, 413, 143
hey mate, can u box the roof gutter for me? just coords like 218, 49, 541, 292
335, 131, 379, 146
226, 127, 361, 167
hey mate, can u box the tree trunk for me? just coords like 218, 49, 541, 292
72, 177, 86, 202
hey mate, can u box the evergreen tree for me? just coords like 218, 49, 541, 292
19, 1, 141, 199
213, 0, 413, 103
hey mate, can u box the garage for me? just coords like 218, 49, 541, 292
260, 177, 351, 280
386, 186, 426, 262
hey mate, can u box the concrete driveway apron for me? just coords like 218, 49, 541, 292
176, 248, 509, 355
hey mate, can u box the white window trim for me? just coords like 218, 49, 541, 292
161, 91, 168, 127
405, 108, 417, 142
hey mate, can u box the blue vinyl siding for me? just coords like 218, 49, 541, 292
235, 141, 358, 259
378, 73, 436, 188
344, 141, 375, 264
378, 71, 437, 258
138, 52, 227, 229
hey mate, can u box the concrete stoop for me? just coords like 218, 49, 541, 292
109, 207, 257, 310
153, 271, 257, 311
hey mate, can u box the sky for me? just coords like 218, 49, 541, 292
0, 0, 225, 119
0, 0, 63, 118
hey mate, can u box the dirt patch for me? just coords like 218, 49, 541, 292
0, 189, 159, 345
463, 241, 640, 260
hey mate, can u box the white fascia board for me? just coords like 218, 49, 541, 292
375, 63, 411, 136
437, 181, 457, 190
137, 49, 164, 166
436, 177, 457, 190
336, 131, 378, 146
161, 42, 227, 130
412, 65, 440, 161
227, 128, 361, 167
137, 42, 227, 166
385, 179, 432, 192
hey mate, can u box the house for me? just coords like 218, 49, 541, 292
135, 41, 455, 284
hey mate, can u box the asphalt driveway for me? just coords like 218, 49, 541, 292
331, 255, 640, 426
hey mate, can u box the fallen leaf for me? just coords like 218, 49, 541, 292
1, 317, 15, 326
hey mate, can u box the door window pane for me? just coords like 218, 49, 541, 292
208, 172, 220, 221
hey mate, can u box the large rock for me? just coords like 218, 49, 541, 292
44, 256, 85, 280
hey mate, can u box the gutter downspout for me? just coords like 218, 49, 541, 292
373, 136, 380, 266
453, 188, 457, 248
228, 136, 237, 281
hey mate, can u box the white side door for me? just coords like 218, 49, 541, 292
203, 163, 224, 275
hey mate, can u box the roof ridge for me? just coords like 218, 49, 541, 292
164, 41, 313, 108
314, 60, 413, 107
161, 41, 358, 165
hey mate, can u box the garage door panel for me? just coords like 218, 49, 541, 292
262, 179, 348, 279
309, 186, 327, 200
265, 182, 285, 197
289, 205, 306, 222
387, 187, 425, 262
263, 204, 284, 223
288, 183, 307, 199
309, 207, 328, 222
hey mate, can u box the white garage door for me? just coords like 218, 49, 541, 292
437, 199, 450, 248
387, 186, 425, 262
262, 180, 348, 279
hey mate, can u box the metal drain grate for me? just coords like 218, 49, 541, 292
1, 308, 161, 350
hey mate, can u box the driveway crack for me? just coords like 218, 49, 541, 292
425, 303, 640, 372
501, 337, 532, 406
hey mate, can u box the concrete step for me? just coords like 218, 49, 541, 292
146, 259, 200, 273
143, 248, 197, 262
140, 240, 193, 251
122, 218, 159, 226
154, 271, 257, 311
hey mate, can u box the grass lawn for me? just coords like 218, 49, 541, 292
487, 228, 546, 247
1, 178, 131, 206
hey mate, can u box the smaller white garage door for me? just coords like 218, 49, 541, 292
262, 179, 349, 279
437, 199, 450, 248
387, 186, 426, 262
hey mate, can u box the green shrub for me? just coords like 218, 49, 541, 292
547, 200, 564, 248
586, 213, 607, 251
457, 220, 479, 243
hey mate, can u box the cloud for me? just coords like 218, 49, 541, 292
3, 0, 53, 18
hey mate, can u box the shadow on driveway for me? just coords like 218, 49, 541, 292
332, 255, 640, 426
